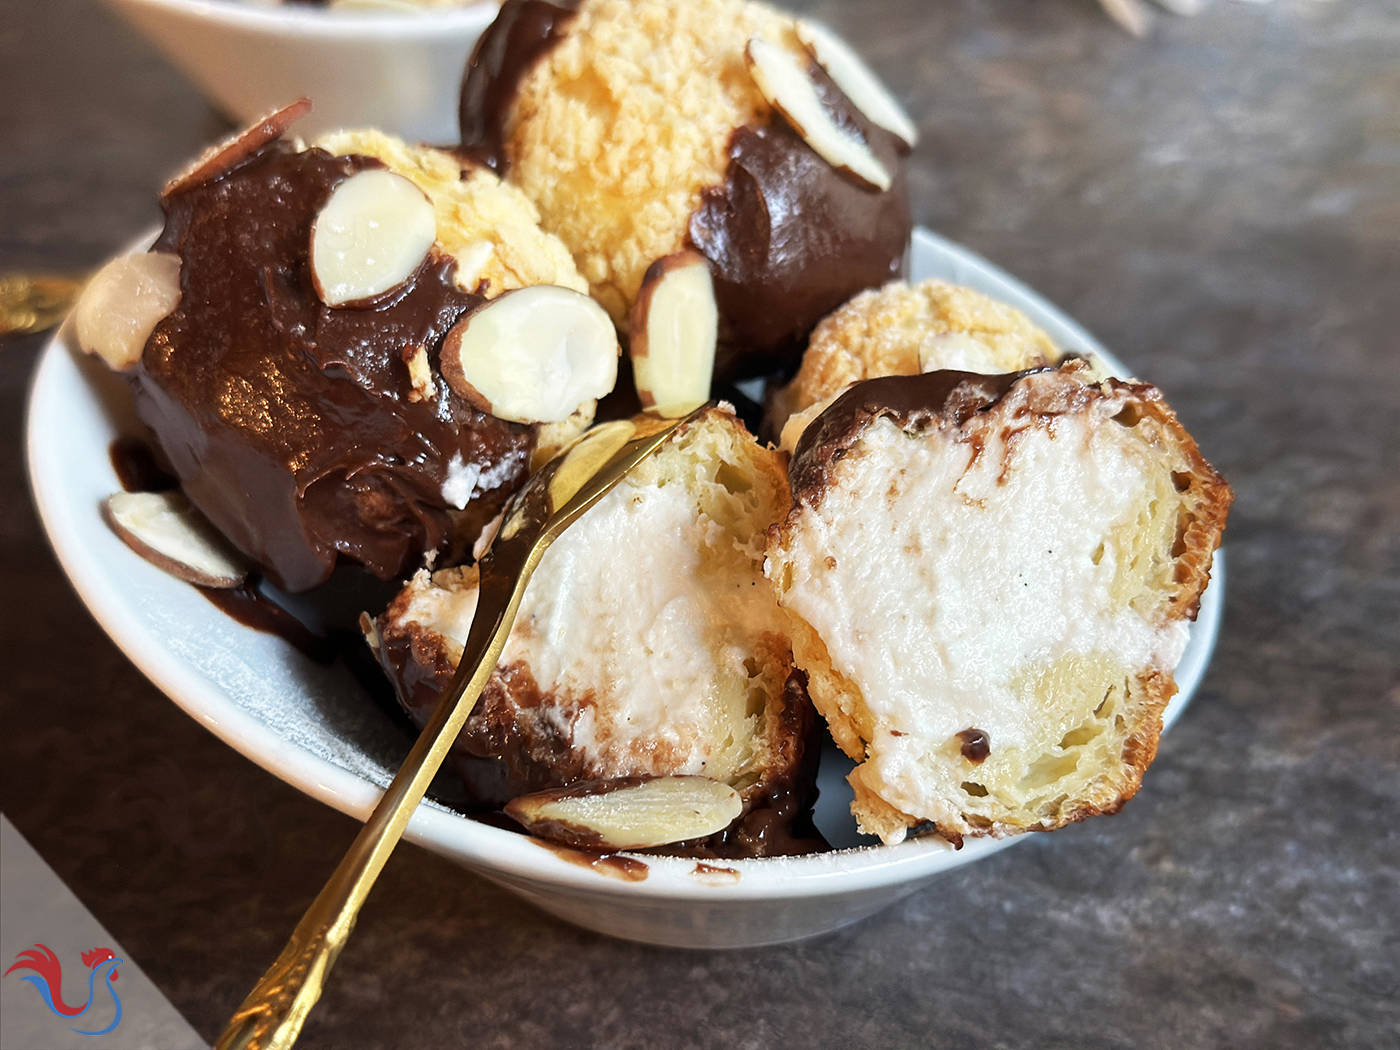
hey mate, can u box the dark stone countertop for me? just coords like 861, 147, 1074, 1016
2, 0, 1396, 1047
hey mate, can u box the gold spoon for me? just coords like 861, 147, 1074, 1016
0, 272, 87, 338
214, 407, 705, 1050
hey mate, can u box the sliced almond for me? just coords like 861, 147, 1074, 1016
745, 38, 891, 192
439, 285, 619, 425
505, 776, 744, 851
74, 252, 183, 371
310, 169, 438, 307
629, 252, 717, 418
795, 19, 918, 148
162, 98, 313, 199
104, 491, 248, 589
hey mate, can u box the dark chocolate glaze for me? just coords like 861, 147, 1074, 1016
374, 615, 580, 807
957, 728, 991, 764
109, 437, 178, 494
534, 841, 650, 881
457, 0, 581, 173
692, 862, 741, 882
458, 7, 910, 380
789, 369, 1050, 510
136, 139, 534, 593
689, 61, 912, 379
376, 611, 828, 857
199, 579, 337, 664
658, 670, 829, 860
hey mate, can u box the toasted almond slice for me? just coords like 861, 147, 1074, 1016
795, 19, 918, 148
745, 38, 891, 192
439, 285, 619, 424
163, 98, 313, 199
310, 169, 438, 307
505, 776, 744, 851
629, 252, 717, 418
104, 491, 248, 589
74, 252, 183, 371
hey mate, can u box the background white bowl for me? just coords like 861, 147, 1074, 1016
26, 227, 1224, 949
100, 0, 498, 142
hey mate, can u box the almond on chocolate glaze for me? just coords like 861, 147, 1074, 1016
629, 251, 717, 418
745, 38, 891, 192
795, 19, 918, 149
74, 252, 183, 371
506, 776, 744, 851
104, 490, 248, 589
310, 169, 439, 308
162, 98, 313, 198
439, 284, 619, 424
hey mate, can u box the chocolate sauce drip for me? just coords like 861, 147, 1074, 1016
534, 841, 650, 881
198, 579, 337, 664
660, 670, 829, 860
689, 61, 912, 379
109, 437, 178, 493
458, 0, 581, 173
957, 728, 991, 764
789, 369, 1050, 510
136, 139, 534, 593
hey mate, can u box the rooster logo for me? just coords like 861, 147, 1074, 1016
4, 944, 124, 1035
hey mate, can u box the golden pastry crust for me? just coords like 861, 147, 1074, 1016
316, 129, 588, 298
504, 0, 800, 321
766, 279, 1062, 440
766, 363, 1232, 844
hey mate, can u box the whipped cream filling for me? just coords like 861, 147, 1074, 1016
507, 466, 785, 778
779, 403, 1188, 791
406, 447, 788, 783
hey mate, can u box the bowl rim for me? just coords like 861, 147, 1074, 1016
98, 0, 500, 38
26, 226, 1224, 902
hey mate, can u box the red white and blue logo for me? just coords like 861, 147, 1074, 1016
5, 943, 124, 1036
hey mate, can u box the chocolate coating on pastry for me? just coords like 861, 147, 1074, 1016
688, 62, 911, 378
789, 369, 1048, 510
458, 0, 581, 173
458, 4, 910, 380
137, 139, 534, 593
666, 670, 828, 859
377, 619, 825, 858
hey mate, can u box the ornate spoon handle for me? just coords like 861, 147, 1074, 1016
214, 411, 693, 1050
214, 561, 528, 1050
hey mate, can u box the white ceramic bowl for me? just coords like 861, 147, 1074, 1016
100, 0, 498, 142
27, 227, 1224, 948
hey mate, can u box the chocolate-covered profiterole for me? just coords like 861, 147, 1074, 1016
137, 136, 530, 593
688, 61, 911, 377
458, 0, 912, 379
